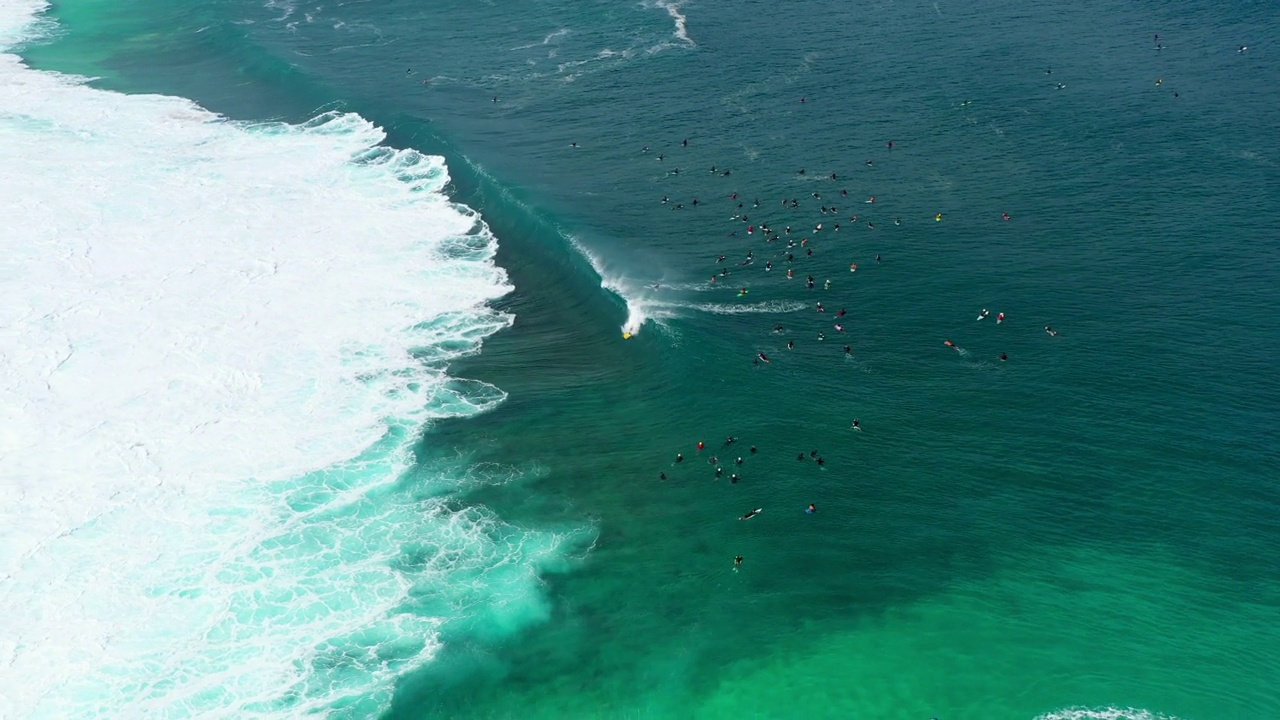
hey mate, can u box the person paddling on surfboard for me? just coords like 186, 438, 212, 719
739, 508, 763, 520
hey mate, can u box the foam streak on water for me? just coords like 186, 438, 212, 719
0, 2, 570, 716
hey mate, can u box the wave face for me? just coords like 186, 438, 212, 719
0, 2, 574, 717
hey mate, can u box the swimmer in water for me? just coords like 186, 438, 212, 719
866, 195, 876, 203
837, 309, 847, 318
887, 140, 894, 150
660, 472, 667, 480
716, 466, 724, 477
824, 279, 832, 290
818, 331, 826, 341
750, 445, 757, 454
876, 254, 881, 263
1045, 325, 1059, 336
730, 474, 739, 484
773, 324, 786, 334
797, 453, 806, 461
816, 302, 825, 312
788, 340, 795, 350
944, 339, 957, 348
850, 263, 858, 272
734, 555, 744, 569
1000, 352, 1008, 361
978, 309, 990, 321
852, 418, 861, 430
1002, 212, 1011, 221
739, 508, 762, 520
676, 453, 684, 463
1056, 82, 1066, 90
844, 344, 852, 356
816, 457, 825, 467
683, 138, 688, 147
806, 503, 817, 514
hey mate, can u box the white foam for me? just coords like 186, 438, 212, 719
1034, 707, 1185, 720
680, 299, 809, 315
646, 0, 695, 48
0, 3, 574, 717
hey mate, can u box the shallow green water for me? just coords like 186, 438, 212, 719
16, 0, 1280, 717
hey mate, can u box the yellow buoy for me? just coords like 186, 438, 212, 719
623, 332, 633, 340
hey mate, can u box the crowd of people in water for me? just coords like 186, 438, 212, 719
635, 111, 1075, 573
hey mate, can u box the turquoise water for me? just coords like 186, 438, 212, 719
9, 0, 1280, 717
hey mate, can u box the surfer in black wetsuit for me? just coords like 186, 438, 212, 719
734, 555, 743, 569
739, 508, 762, 520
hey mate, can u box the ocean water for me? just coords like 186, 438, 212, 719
2, 0, 1279, 718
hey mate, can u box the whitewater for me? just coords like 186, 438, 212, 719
0, 1, 575, 716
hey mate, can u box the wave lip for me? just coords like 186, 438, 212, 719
0, 3, 574, 717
